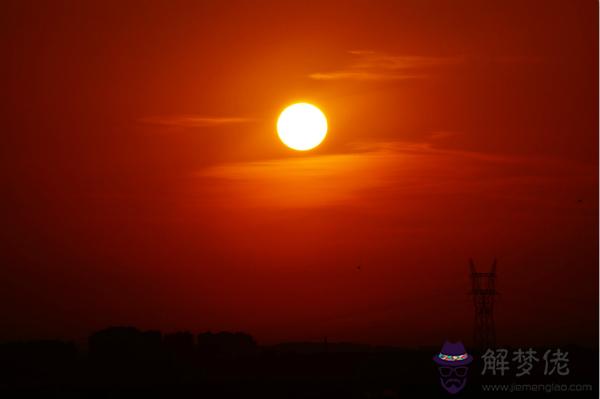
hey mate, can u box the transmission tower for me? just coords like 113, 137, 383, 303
469, 259, 497, 350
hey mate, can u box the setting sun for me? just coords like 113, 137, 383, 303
277, 103, 328, 151
2, 2, 598, 394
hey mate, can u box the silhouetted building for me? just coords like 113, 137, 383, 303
164, 331, 195, 364
0, 340, 77, 387
197, 331, 257, 358
89, 326, 162, 363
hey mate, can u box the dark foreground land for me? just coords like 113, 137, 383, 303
1, 327, 597, 397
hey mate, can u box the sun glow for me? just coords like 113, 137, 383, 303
277, 103, 328, 151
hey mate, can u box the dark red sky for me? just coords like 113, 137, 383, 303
1, 0, 598, 347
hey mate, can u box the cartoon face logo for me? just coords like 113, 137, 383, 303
433, 341, 473, 394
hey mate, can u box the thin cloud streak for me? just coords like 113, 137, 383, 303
193, 141, 591, 210
140, 115, 256, 128
309, 50, 463, 81
309, 71, 426, 81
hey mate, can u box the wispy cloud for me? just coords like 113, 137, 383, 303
192, 142, 537, 209
309, 50, 462, 81
140, 115, 255, 128
309, 71, 425, 81
428, 131, 461, 141
191, 136, 598, 212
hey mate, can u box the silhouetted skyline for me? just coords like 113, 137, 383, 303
1, 326, 597, 396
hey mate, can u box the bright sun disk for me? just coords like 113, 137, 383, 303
277, 103, 328, 151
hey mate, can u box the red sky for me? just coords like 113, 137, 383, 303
1, 0, 598, 347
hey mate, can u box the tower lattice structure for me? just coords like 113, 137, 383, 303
469, 259, 497, 350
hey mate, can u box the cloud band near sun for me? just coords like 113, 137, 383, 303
309, 50, 463, 81
140, 115, 255, 128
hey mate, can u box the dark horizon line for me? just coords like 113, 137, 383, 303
1, 325, 598, 351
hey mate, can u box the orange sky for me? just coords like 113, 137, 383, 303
1, 0, 598, 346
